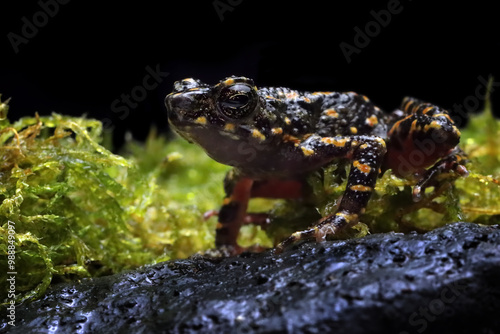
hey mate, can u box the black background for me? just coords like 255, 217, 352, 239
0, 0, 498, 150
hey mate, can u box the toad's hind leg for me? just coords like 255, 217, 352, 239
276, 135, 387, 252
385, 97, 466, 201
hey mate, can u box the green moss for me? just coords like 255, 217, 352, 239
455, 99, 500, 224
0, 96, 230, 304
121, 131, 231, 258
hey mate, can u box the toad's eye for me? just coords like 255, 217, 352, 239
217, 83, 258, 119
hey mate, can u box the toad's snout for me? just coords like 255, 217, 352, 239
166, 88, 210, 124
165, 92, 194, 121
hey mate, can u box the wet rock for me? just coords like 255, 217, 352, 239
2, 222, 500, 334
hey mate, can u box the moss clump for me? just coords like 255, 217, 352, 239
0, 95, 232, 304
455, 99, 500, 224
120, 131, 231, 258
0, 107, 140, 303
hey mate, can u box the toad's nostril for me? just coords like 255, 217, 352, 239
166, 93, 195, 112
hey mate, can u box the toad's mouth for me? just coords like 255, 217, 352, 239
167, 120, 202, 144
168, 120, 231, 147
172, 129, 195, 144
168, 117, 202, 129
166, 107, 208, 129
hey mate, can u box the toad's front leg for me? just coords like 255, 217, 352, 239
215, 173, 253, 251
275, 135, 387, 252
215, 170, 305, 252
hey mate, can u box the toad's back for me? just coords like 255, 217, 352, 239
257, 87, 388, 140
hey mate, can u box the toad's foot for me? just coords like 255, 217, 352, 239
274, 212, 354, 253
412, 147, 469, 202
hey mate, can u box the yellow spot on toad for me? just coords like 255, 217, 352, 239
224, 123, 235, 132
252, 129, 266, 141
301, 146, 315, 156
194, 116, 207, 125
374, 137, 386, 147
422, 106, 435, 114
271, 127, 283, 135
353, 160, 372, 174
350, 185, 373, 192
312, 91, 333, 96
432, 113, 453, 122
325, 109, 339, 118
350, 127, 358, 134
302, 133, 313, 140
365, 115, 378, 127
423, 121, 442, 132
283, 134, 301, 144
321, 137, 349, 147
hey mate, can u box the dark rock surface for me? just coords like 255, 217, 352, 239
2, 222, 500, 334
